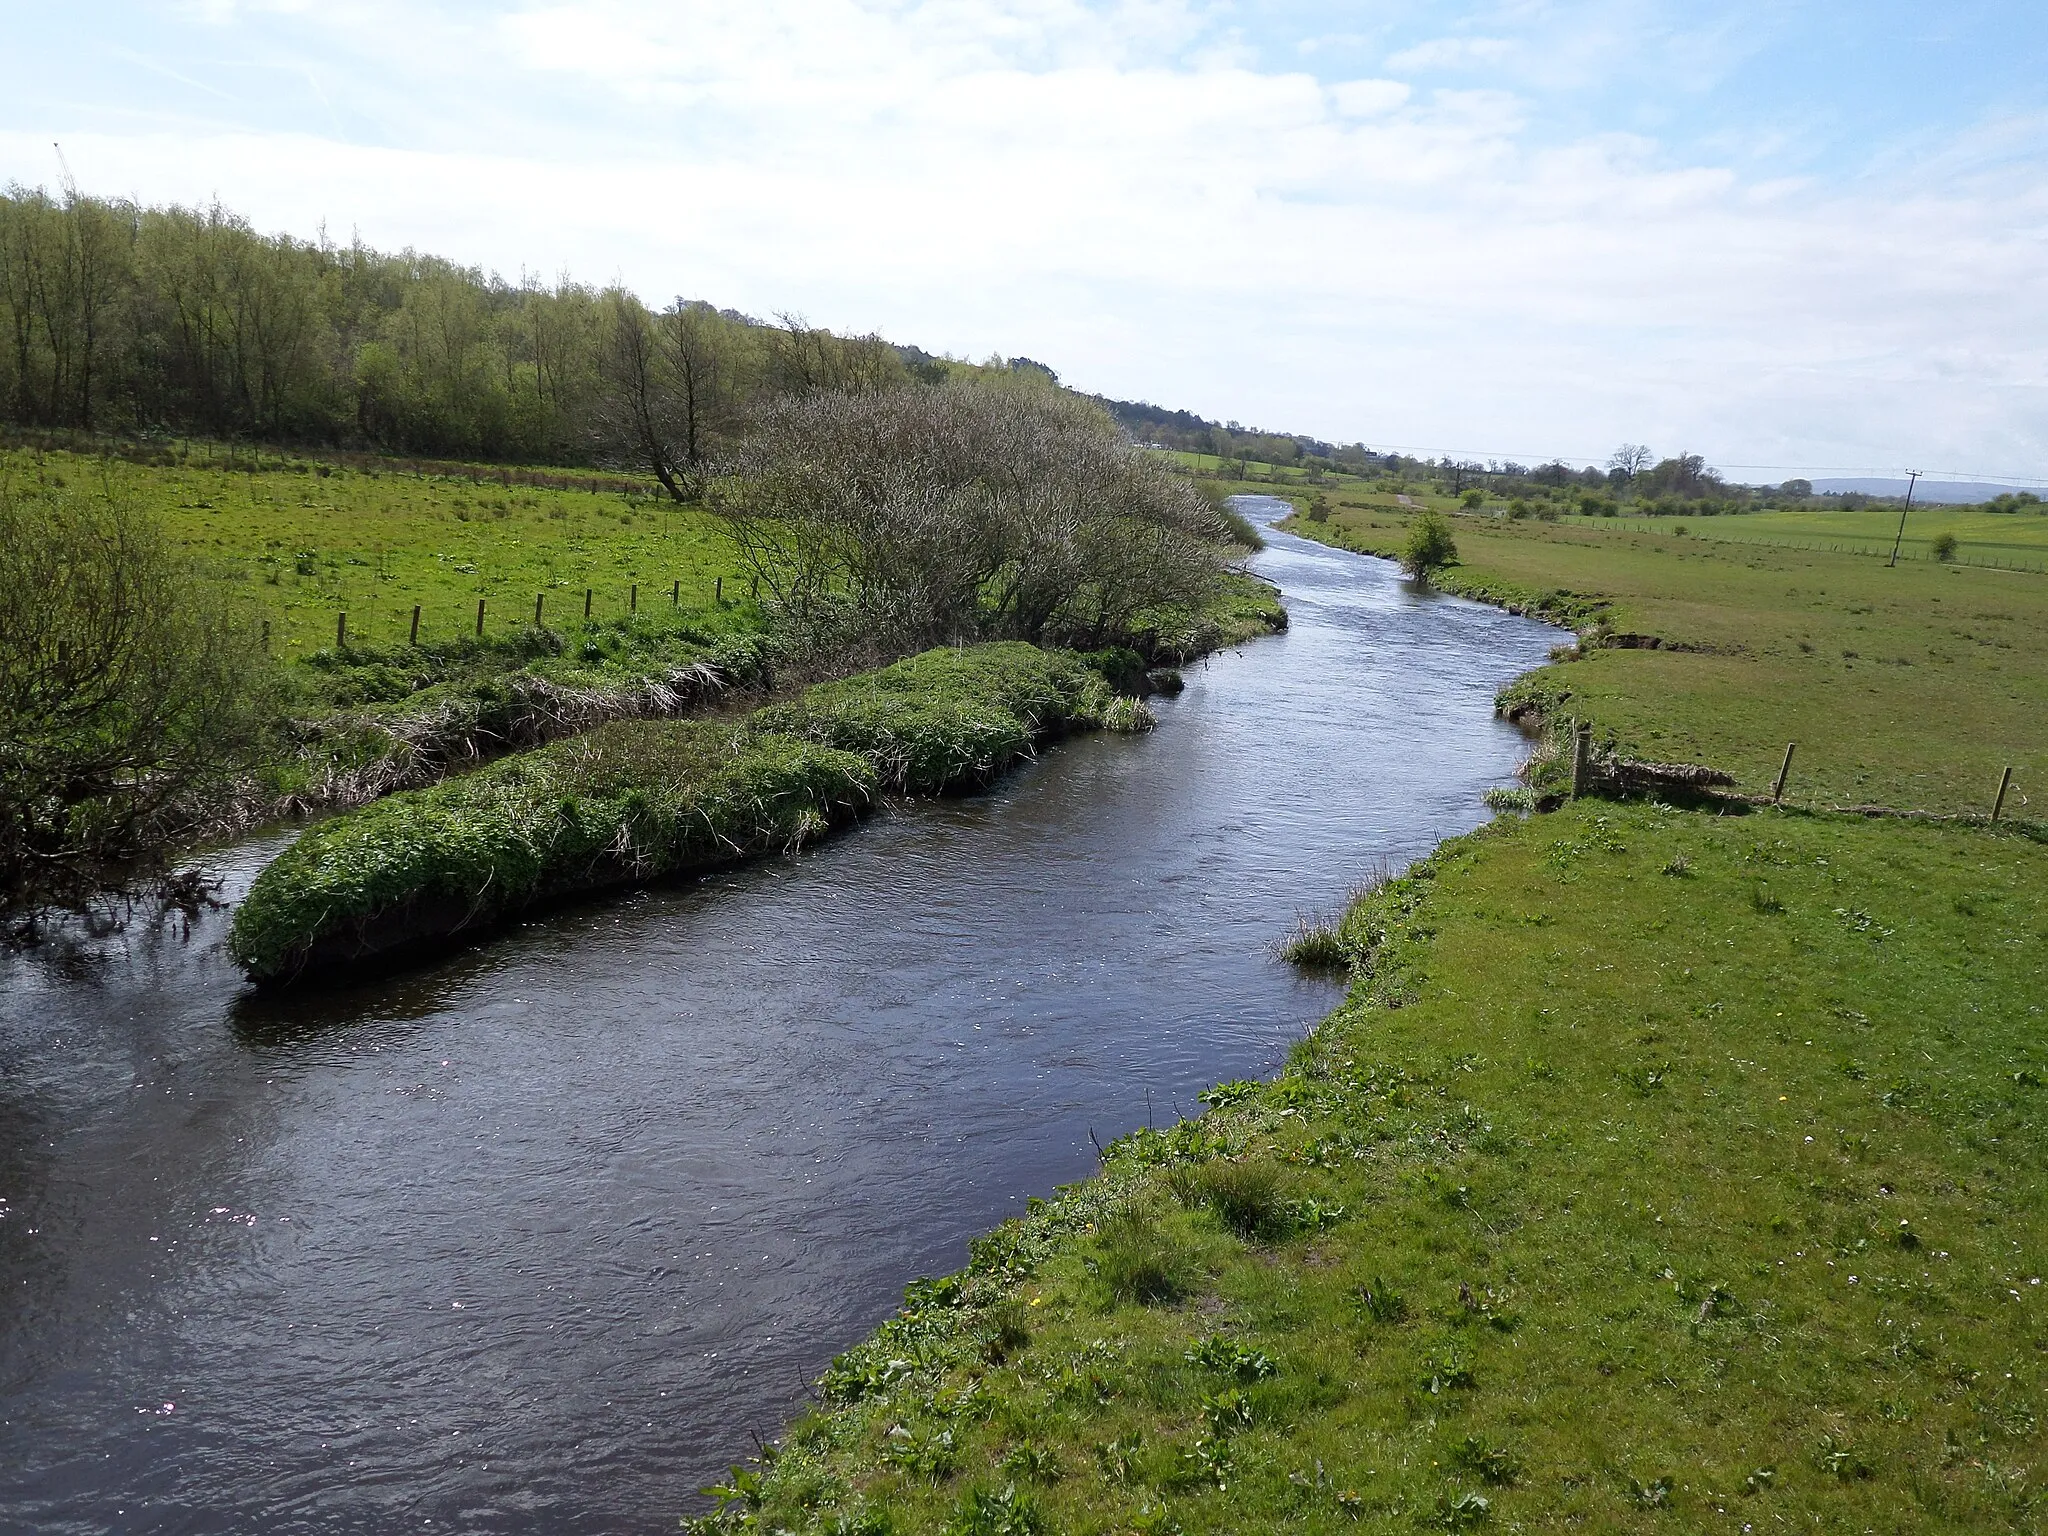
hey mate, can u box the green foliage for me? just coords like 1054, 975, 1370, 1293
751, 643, 1104, 794
0, 485, 269, 903
1400, 511, 1459, 578
227, 717, 874, 979
1930, 531, 1959, 562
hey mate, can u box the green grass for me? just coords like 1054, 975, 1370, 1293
1, 443, 748, 653
1284, 500, 2048, 815
1564, 506, 2048, 573
229, 643, 1122, 981
730, 804, 2048, 1534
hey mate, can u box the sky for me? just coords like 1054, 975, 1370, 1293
4, 1, 2046, 483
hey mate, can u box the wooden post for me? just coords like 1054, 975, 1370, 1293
715, 575, 723, 604
584, 588, 593, 619
1772, 742, 1796, 803
1569, 720, 1590, 800
534, 593, 545, 626
1992, 765, 2013, 821
672, 579, 680, 607
409, 605, 421, 645
336, 611, 347, 650
630, 583, 638, 613
475, 598, 485, 637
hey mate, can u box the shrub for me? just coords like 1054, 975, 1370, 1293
716, 382, 1225, 648
1401, 512, 1459, 580
1461, 488, 1484, 509
0, 487, 269, 906
1930, 532, 1959, 562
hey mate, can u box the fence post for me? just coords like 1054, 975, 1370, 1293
336, 611, 347, 650
1569, 720, 1590, 800
1772, 742, 1796, 803
535, 593, 544, 626
1993, 766, 2013, 821
475, 598, 485, 637
630, 583, 638, 613
584, 588, 592, 619
715, 576, 723, 604
410, 605, 421, 645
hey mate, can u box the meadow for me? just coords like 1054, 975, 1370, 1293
719, 495, 2048, 1535
1567, 504, 2048, 574
0, 443, 750, 653
1282, 498, 2048, 816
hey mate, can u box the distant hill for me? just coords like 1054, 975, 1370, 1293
1809, 478, 2034, 506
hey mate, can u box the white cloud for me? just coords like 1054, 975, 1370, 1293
6, 0, 2046, 476
1328, 79, 1410, 117
1385, 35, 1515, 72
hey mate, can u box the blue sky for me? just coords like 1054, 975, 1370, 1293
5, 1, 2046, 480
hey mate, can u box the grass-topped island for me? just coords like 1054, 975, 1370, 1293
228, 643, 1160, 983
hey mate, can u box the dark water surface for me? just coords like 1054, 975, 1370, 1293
0, 499, 1557, 1534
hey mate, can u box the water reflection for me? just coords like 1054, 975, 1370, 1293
0, 498, 1557, 1534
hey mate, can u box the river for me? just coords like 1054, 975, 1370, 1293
0, 497, 1557, 1533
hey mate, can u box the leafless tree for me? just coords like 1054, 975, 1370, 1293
1607, 443, 1653, 483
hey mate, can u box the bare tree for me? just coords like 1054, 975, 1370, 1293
595, 295, 694, 501
1607, 443, 1653, 483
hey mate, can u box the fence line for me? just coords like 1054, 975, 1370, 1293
258, 575, 745, 652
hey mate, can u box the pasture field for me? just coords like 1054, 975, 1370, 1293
1, 444, 748, 653
1283, 499, 2048, 816
1567, 504, 2048, 573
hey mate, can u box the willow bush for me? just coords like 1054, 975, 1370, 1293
713, 381, 1228, 648
0, 486, 267, 905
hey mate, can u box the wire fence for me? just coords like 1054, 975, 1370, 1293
1563, 518, 2048, 574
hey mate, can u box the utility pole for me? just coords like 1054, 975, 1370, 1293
1887, 470, 1922, 567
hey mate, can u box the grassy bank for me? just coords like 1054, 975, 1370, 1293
701, 503, 2048, 1534
228, 643, 1130, 982
726, 803, 2048, 1534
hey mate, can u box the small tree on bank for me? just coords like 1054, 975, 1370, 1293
0, 488, 267, 908
1401, 511, 1458, 581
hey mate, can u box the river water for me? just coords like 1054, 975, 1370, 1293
0, 498, 1556, 1534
